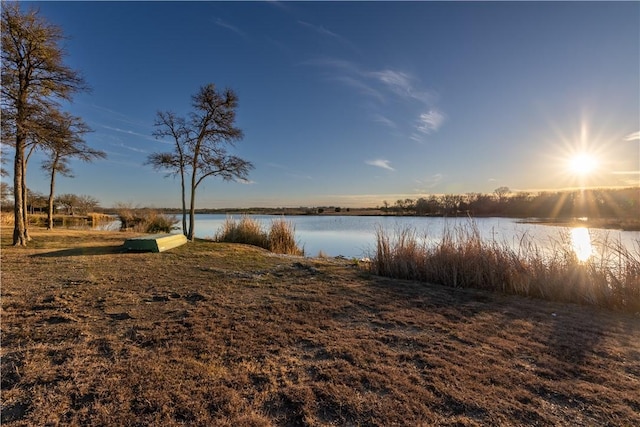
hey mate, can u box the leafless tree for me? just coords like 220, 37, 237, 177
147, 84, 253, 240
1, 2, 88, 245
40, 111, 105, 229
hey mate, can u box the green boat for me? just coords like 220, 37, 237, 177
123, 234, 187, 253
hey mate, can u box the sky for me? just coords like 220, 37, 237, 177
7, 1, 640, 208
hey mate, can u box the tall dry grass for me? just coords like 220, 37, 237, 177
116, 207, 178, 233
371, 222, 640, 312
215, 216, 304, 256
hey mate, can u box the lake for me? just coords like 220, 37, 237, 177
179, 214, 640, 260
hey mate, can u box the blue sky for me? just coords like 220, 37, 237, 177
12, 1, 640, 208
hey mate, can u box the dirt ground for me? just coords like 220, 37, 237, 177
1, 228, 639, 426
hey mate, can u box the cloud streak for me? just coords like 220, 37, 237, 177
366, 159, 395, 171
416, 109, 446, 134
624, 131, 640, 141
368, 69, 436, 104
297, 20, 361, 54
213, 18, 248, 39
101, 125, 171, 144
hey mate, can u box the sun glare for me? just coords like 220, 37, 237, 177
568, 153, 598, 175
570, 227, 593, 262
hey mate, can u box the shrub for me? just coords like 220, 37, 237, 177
370, 221, 640, 313
215, 216, 304, 256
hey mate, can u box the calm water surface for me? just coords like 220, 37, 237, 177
185, 214, 640, 260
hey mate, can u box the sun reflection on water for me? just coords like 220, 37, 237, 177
570, 227, 593, 262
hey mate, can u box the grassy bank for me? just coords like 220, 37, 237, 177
370, 223, 640, 313
2, 228, 639, 425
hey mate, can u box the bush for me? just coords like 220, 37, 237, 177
370, 221, 640, 312
215, 216, 304, 256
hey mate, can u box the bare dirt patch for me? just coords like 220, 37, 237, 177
2, 228, 639, 426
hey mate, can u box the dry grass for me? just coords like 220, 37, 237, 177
371, 223, 640, 313
1, 228, 640, 426
215, 216, 303, 256
114, 206, 178, 233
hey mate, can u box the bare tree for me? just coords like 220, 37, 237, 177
147, 84, 253, 240
1, 3, 88, 246
75, 194, 100, 215
494, 186, 511, 204
40, 111, 104, 229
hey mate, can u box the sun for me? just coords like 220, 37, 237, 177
568, 153, 598, 175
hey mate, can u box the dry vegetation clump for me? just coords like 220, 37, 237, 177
2, 228, 639, 426
371, 223, 640, 313
215, 216, 303, 256
115, 206, 178, 233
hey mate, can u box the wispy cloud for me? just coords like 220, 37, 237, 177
416, 109, 446, 135
101, 125, 170, 144
109, 141, 147, 154
372, 114, 396, 128
624, 131, 640, 141
303, 57, 445, 139
366, 159, 395, 171
235, 178, 257, 184
330, 76, 385, 102
415, 173, 443, 189
368, 70, 436, 104
213, 18, 248, 40
297, 20, 360, 54
298, 20, 341, 39
267, 162, 313, 180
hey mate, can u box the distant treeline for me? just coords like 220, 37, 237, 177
104, 187, 639, 223
381, 187, 639, 220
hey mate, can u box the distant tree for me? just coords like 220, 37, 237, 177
75, 194, 100, 215
27, 189, 47, 214
40, 111, 104, 229
1, 181, 12, 209
494, 186, 511, 204
56, 193, 78, 215
1, 3, 88, 245
147, 84, 253, 240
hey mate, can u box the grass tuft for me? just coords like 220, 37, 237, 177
215, 216, 304, 256
116, 207, 178, 233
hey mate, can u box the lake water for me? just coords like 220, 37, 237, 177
180, 214, 640, 260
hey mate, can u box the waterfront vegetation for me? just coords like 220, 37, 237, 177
214, 216, 304, 256
371, 223, 640, 313
114, 206, 178, 233
2, 227, 639, 425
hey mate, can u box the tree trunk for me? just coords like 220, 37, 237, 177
13, 143, 27, 246
21, 157, 31, 241
47, 157, 58, 230
188, 183, 196, 241
180, 168, 187, 237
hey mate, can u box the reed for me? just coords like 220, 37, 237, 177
215, 216, 304, 255
215, 216, 268, 248
370, 221, 640, 312
116, 207, 178, 233
268, 218, 304, 256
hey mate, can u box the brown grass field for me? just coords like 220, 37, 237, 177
1, 228, 639, 426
